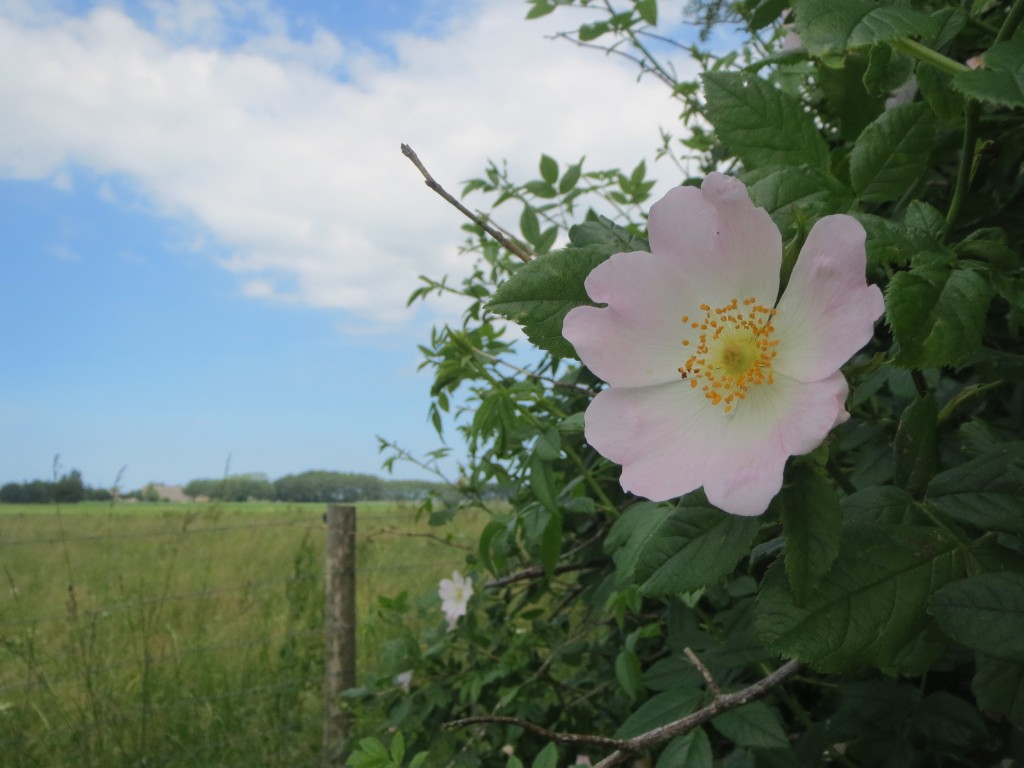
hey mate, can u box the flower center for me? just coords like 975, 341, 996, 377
678, 297, 779, 413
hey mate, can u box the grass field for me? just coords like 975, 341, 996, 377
0, 499, 484, 767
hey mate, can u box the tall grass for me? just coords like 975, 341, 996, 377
0, 500, 482, 767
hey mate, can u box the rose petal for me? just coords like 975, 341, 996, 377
648, 173, 782, 309
773, 215, 884, 382
583, 380, 719, 503
564, 250, 701, 387
583, 371, 849, 516
701, 371, 849, 515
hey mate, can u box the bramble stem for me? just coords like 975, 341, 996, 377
400, 144, 534, 263
888, 38, 969, 75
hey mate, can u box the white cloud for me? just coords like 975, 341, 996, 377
0, 0, 694, 329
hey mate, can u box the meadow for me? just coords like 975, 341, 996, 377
0, 500, 484, 767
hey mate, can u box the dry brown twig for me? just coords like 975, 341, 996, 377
444, 654, 804, 767
400, 143, 534, 263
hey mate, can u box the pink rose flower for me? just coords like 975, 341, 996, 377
563, 173, 883, 516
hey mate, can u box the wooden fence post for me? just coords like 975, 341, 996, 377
323, 504, 357, 767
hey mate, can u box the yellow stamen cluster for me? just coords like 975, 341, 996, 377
678, 297, 779, 414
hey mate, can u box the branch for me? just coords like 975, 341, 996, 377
484, 561, 597, 589
684, 647, 721, 697
444, 658, 804, 766
594, 659, 804, 768
471, 344, 597, 396
400, 144, 534, 263
444, 715, 624, 750
485, 531, 607, 588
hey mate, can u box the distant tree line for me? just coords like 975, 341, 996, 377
184, 471, 447, 503
0, 470, 113, 504
0, 469, 453, 505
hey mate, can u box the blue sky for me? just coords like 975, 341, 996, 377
0, 0, 699, 491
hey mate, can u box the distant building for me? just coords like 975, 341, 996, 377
152, 484, 190, 503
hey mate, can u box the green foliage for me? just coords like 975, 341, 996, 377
886, 261, 992, 368
488, 245, 613, 359
793, 0, 939, 58
953, 39, 1024, 107
849, 102, 936, 203
757, 523, 964, 673
625, 492, 761, 596
360, 0, 1024, 765
703, 72, 830, 170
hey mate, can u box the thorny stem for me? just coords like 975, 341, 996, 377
401, 144, 534, 263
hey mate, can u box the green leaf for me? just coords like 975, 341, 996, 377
793, 0, 939, 57
863, 43, 914, 100
531, 743, 559, 768
816, 50, 885, 140
955, 227, 1020, 269
568, 216, 648, 252
348, 738, 391, 768
711, 701, 789, 749
929, 7, 967, 50
615, 648, 644, 699
614, 686, 704, 739
656, 729, 712, 768
746, 165, 853, 238
912, 691, 987, 749
780, 467, 842, 605
930, 572, 1024, 661
885, 262, 991, 368
559, 161, 582, 194
525, 0, 557, 20
539, 154, 559, 185
524, 180, 557, 198
904, 200, 945, 239
534, 426, 562, 461
636, 0, 657, 25
536, 226, 558, 255
855, 213, 937, 267
520, 206, 541, 247
952, 39, 1024, 108
540, 507, 563, 578
488, 245, 611, 359
634, 490, 761, 596
703, 72, 829, 170
390, 731, 405, 765
973, 654, 1024, 722
578, 21, 609, 41
917, 66, 965, 122
893, 395, 939, 496
756, 523, 965, 673
841, 485, 926, 525
605, 501, 673, 584
926, 443, 1024, 533
850, 103, 936, 204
